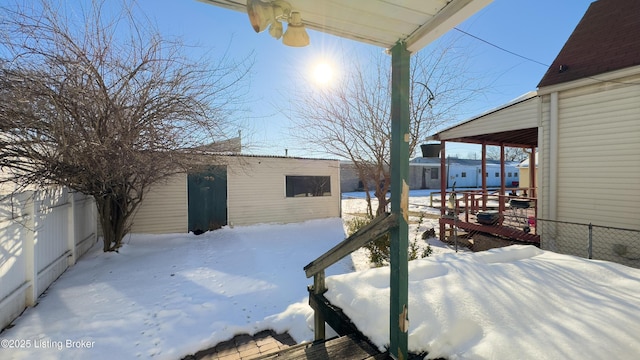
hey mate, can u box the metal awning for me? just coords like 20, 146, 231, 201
432, 127, 539, 147
428, 91, 540, 147
197, 0, 492, 52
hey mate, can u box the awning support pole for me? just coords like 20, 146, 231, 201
389, 41, 410, 360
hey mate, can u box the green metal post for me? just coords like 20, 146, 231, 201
389, 41, 410, 360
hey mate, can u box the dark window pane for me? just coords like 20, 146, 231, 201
286, 176, 331, 197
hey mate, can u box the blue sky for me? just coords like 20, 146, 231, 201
138, 0, 594, 158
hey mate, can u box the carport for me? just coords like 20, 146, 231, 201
427, 92, 540, 242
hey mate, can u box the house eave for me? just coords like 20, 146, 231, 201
537, 64, 640, 95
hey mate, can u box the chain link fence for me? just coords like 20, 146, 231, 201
537, 219, 640, 268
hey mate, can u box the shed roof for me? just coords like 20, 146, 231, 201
538, 0, 640, 88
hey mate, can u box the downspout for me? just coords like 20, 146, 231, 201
549, 92, 559, 220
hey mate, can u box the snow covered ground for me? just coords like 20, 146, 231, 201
0, 219, 353, 360
2, 193, 639, 359
326, 245, 640, 359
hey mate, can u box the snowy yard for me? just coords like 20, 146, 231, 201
2, 193, 640, 359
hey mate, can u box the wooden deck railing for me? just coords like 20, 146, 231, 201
303, 213, 398, 340
438, 189, 540, 243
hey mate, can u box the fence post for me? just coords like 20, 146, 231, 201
588, 223, 593, 259
24, 192, 38, 306
67, 188, 76, 266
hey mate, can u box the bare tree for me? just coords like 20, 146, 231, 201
486, 147, 529, 162
288, 44, 483, 216
0, 0, 250, 251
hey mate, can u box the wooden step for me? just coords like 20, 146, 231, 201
249, 333, 387, 360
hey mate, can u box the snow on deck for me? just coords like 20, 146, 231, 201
324, 245, 640, 359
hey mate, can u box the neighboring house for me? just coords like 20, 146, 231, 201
517, 152, 538, 190
536, 0, 640, 232
410, 157, 520, 189
339, 160, 367, 193
131, 154, 341, 234
428, 0, 640, 262
340, 158, 519, 192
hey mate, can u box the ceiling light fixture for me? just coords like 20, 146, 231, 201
246, 0, 309, 47
282, 12, 309, 47
268, 20, 283, 39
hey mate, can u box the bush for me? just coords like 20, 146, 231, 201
346, 214, 432, 267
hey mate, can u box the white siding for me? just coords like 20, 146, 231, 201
539, 95, 552, 221
437, 96, 540, 141
130, 174, 187, 234
555, 82, 640, 229
227, 157, 340, 226
540, 74, 640, 230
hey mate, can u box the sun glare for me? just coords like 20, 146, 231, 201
311, 62, 334, 86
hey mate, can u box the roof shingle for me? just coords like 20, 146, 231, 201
537, 0, 640, 88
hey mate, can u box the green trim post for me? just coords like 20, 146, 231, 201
389, 41, 410, 360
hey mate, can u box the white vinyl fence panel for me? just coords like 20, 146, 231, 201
0, 187, 97, 330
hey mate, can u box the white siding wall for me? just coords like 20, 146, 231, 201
227, 157, 340, 226
555, 81, 640, 228
539, 95, 552, 221
540, 74, 640, 230
130, 174, 187, 234
439, 96, 540, 141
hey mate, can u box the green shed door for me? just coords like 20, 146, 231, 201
188, 166, 227, 233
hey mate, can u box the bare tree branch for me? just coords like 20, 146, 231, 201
286, 44, 484, 215
0, 0, 251, 251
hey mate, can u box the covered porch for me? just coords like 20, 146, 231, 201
197, 1, 495, 359
427, 92, 541, 244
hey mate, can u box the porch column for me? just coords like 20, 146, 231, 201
481, 143, 487, 210
389, 41, 410, 360
500, 144, 506, 196
529, 146, 536, 197
439, 141, 447, 241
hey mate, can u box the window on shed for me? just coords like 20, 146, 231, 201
430, 168, 439, 180
495, 172, 499, 177
508, 172, 513, 177
461, 172, 467, 178
286, 176, 331, 197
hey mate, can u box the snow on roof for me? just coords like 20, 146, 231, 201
518, 152, 539, 168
